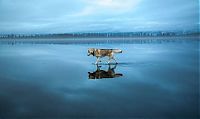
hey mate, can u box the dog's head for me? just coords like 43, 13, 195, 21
88, 72, 95, 79
88, 48, 95, 56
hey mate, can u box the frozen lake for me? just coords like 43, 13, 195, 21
0, 38, 199, 118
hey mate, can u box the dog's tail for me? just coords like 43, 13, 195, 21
112, 49, 122, 53
115, 73, 123, 77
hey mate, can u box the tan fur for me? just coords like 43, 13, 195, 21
88, 48, 122, 64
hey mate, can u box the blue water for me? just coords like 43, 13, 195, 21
0, 38, 199, 118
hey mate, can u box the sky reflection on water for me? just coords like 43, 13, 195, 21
0, 39, 199, 118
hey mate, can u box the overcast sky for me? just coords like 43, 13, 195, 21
0, 0, 199, 33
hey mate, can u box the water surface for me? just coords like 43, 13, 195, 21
0, 38, 199, 118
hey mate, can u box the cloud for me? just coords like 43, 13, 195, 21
77, 0, 141, 16
67, 0, 138, 18
68, 6, 94, 17
85, 0, 141, 10
0, 0, 198, 33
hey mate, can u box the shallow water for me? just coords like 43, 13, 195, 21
0, 38, 199, 118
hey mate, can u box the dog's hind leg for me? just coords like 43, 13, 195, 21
111, 57, 118, 64
107, 56, 117, 64
110, 63, 117, 69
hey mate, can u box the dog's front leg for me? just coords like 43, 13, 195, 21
95, 57, 100, 65
107, 57, 111, 64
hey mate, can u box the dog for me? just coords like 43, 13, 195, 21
88, 64, 123, 79
87, 48, 122, 64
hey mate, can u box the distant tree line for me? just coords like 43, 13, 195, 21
0, 31, 199, 39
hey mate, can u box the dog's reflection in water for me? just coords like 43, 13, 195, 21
88, 64, 123, 79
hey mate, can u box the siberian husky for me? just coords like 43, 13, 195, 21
87, 48, 122, 64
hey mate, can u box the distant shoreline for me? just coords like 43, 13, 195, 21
0, 32, 199, 39
0, 36, 199, 45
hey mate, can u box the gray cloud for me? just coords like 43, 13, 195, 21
0, 0, 199, 33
